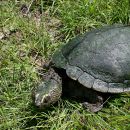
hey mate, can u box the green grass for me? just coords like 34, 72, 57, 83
0, 0, 130, 129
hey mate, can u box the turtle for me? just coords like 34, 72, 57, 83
32, 25, 130, 112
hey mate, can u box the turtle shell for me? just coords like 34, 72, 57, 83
52, 25, 130, 93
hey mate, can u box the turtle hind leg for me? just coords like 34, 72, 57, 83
82, 95, 103, 112
60, 74, 109, 112
82, 95, 111, 112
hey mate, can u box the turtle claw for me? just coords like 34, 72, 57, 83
82, 95, 104, 112
82, 102, 103, 112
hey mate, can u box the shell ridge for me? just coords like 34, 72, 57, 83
66, 63, 130, 93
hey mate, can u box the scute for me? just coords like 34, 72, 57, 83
108, 83, 125, 93
93, 79, 108, 92
52, 49, 67, 69
66, 64, 83, 80
78, 72, 95, 88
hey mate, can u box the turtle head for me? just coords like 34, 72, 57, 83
32, 79, 62, 109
